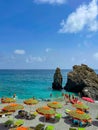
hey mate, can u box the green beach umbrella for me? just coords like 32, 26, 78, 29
24, 98, 38, 105
36, 106, 56, 115
36, 106, 56, 122
2, 103, 24, 112
47, 101, 62, 109
1, 98, 16, 103
68, 110, 91, 121
73, 103, 89, 111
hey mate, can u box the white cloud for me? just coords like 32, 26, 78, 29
34, 0, 66, 4
45, 48, 52, 52
14, 49, 26, 55
93, 52, 98, 60
71, 57, 75, 62
59, 0, 98, 33
26, 55, 46, 63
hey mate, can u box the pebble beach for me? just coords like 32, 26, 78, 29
0, 98, 98, 130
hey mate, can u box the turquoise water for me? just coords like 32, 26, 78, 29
0, 69, 97, 100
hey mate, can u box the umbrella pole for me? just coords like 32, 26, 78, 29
44, 115, 46, 125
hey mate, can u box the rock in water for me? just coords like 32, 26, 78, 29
64, 64, 98, 100
52, 67, 63, 90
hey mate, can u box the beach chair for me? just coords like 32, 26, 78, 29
14, 119, 24, 127
18, 110, 28, 118
96, 115, 98, 119
79, 121, 83, 127
45, 125, 55, 130
78, 128, 86, 130
69, 128, 77, 130
0, 111, 13, 117
35, 123, 45, 130
65, 109, 71, 114
30, 111, 38, 118
73, 119, 79, 125
54, 113, 62, 122
4, 119, 14, 127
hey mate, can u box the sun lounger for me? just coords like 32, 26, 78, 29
35, 123, 45, 130
4, 119, 14, 127
45, 125, 55, 130
78, 128, 86, 130
54, 113, 62, 122
65, 109, 71, 114
14, 119, 24, 127
0, 111, 13, 117
30, 111, 38, 118
18, 110, 28, 118
4, 119, 24, 128
69, 128, 77, 130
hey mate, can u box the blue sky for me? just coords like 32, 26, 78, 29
0, 0, 98, 69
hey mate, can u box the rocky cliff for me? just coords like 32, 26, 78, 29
52, 67, 63, 90
64, 64, 98, 100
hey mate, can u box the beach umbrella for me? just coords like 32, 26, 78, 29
9, 126, 34, 130
82, 97, 94, 103
1, 97, 16, 103
36, 106, 56, 121
24, 98, 38, 112
2, 103, 24, 112
24, 98, 38, 105
73, 103, 89, 111
68, 109, 91, 121
47, 101, 62, 110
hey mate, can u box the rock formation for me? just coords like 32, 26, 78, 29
64, 64, 98, 100
52, 67, 63, 90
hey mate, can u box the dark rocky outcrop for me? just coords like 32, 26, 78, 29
52, 67, 63, 90
64, 64, 98, 100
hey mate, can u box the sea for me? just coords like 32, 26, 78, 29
0, 69, 98, 101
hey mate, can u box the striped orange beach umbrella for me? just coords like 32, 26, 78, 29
24, 98, 38, 112
47, 101, 62, 109
68, 110, 91, 121
73, 103, 89, 111
24, 98, 38, 105
36, 106, 56, 119
1, 97, 16, 103
2, 103, 24, 112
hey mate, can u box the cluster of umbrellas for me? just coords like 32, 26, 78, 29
36, 101, 62, 120
68, 98, 92, 123
68, 109, 91, 121
1, 97, 63, 122
1, 96, 93, 128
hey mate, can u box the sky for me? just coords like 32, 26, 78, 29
0, 0, 98, 69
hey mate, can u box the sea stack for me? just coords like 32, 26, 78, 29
52, 67, 63, 90
64, 64, 98, 100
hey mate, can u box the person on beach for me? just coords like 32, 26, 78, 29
78, 92, 81, 98
13, 93, 16, 99
32, 96, 36, 99
50, 93, 52, 98
68, 94, 71, 102
65, 94, 69, 104
1, 96, 4, 102
64, 95, 68, 105
72, 94, 75, 100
